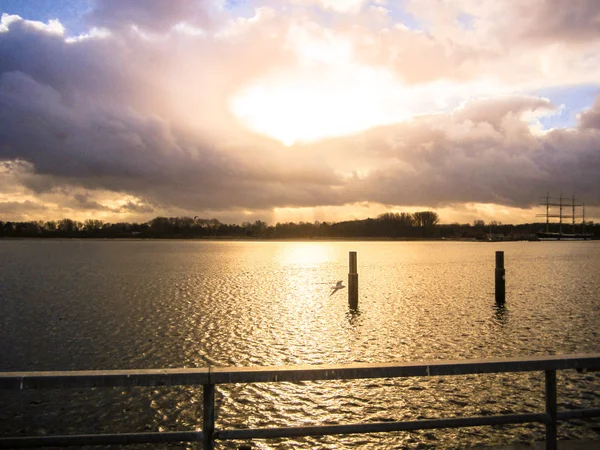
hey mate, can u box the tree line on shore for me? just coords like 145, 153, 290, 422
0, 211, 598, 239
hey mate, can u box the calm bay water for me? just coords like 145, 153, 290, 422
1, 240, 599, 448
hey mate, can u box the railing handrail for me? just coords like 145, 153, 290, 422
2, 353, 599, 389
1, 354, 600, 450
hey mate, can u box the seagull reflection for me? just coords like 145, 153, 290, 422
330, 280, 345, 296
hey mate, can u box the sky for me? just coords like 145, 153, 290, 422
0, 0, 599, 226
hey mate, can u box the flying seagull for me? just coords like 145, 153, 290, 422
330, 280, 345, 296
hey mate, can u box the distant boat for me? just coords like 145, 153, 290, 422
536, 193, 593, 241
536, 231, 593, 241
486, 230, 504, 242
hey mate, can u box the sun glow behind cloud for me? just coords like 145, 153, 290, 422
231, 67, 415, 145
230, 70, 514, 145
227, 15, 516, 145
230, 18, 418, 145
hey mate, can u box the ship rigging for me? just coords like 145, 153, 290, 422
536, 193, 592, 240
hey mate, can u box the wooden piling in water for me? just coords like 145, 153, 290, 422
348, 251, 358, 309
495, 251, 505, 304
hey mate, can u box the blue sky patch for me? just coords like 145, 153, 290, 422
534, 84, 600, 129
456, 12, 474, 30
382, 0, 424, 31
0, 0, 92, 35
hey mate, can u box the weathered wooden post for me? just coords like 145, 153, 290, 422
495, 251, 505, 304
348, 251, 358, 309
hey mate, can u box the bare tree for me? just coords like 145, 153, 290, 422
413, 211, 440, 237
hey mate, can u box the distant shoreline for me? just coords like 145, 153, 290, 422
0, 236, 554, 242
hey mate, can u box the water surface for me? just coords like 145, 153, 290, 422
1, 240, 599, 448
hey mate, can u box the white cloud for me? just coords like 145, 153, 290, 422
65, 27, 112, 43
1, 13, 65, 35
288, 0, 368, 14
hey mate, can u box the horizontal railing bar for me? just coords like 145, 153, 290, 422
0, 368, 210, 390
0, 431, 203, 448
5, 410, 600, 448
210, 354, 600, 384
558, 408, 600, 420
216, 413, 549, 440
2, 354, 599, 389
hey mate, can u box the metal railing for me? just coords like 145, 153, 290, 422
1, 354, 599, 449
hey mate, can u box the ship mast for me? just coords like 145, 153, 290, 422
545, 192, 549, 232
537, 194, 586, 238
572, 194, 576, 235
559, 193, 563, 235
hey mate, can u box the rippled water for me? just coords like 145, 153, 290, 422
1, 240, 599, 448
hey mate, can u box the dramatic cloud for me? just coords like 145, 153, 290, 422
311, 94, 599, 209
0, 0, 599, 224
579, 98, 600, 130
500, 0, 600, 42
85, 0, 216, 32
0, 200, 47, 216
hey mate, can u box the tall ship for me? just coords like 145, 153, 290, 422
536, 194, 593, 240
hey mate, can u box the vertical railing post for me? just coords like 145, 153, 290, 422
545, 369, 557, 450
203, 383, 215, 450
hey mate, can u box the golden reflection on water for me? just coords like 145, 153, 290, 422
276, 242, 336, 267
254, 243, 348, 367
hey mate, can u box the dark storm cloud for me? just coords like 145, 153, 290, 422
356, 96, 600, 208
518, 0, 600, 42
86, 0, 215, 32
0, 200, 47, 214
310, 94, 600, 209
579, 98, 600, 130
0, 69, 248, 204
120, 201, 154, 214
0, 17, 139, 105
0, 15, 340, 213
71, 193, 114, 211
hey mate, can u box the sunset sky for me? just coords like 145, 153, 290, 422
1, 0, 599, 225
